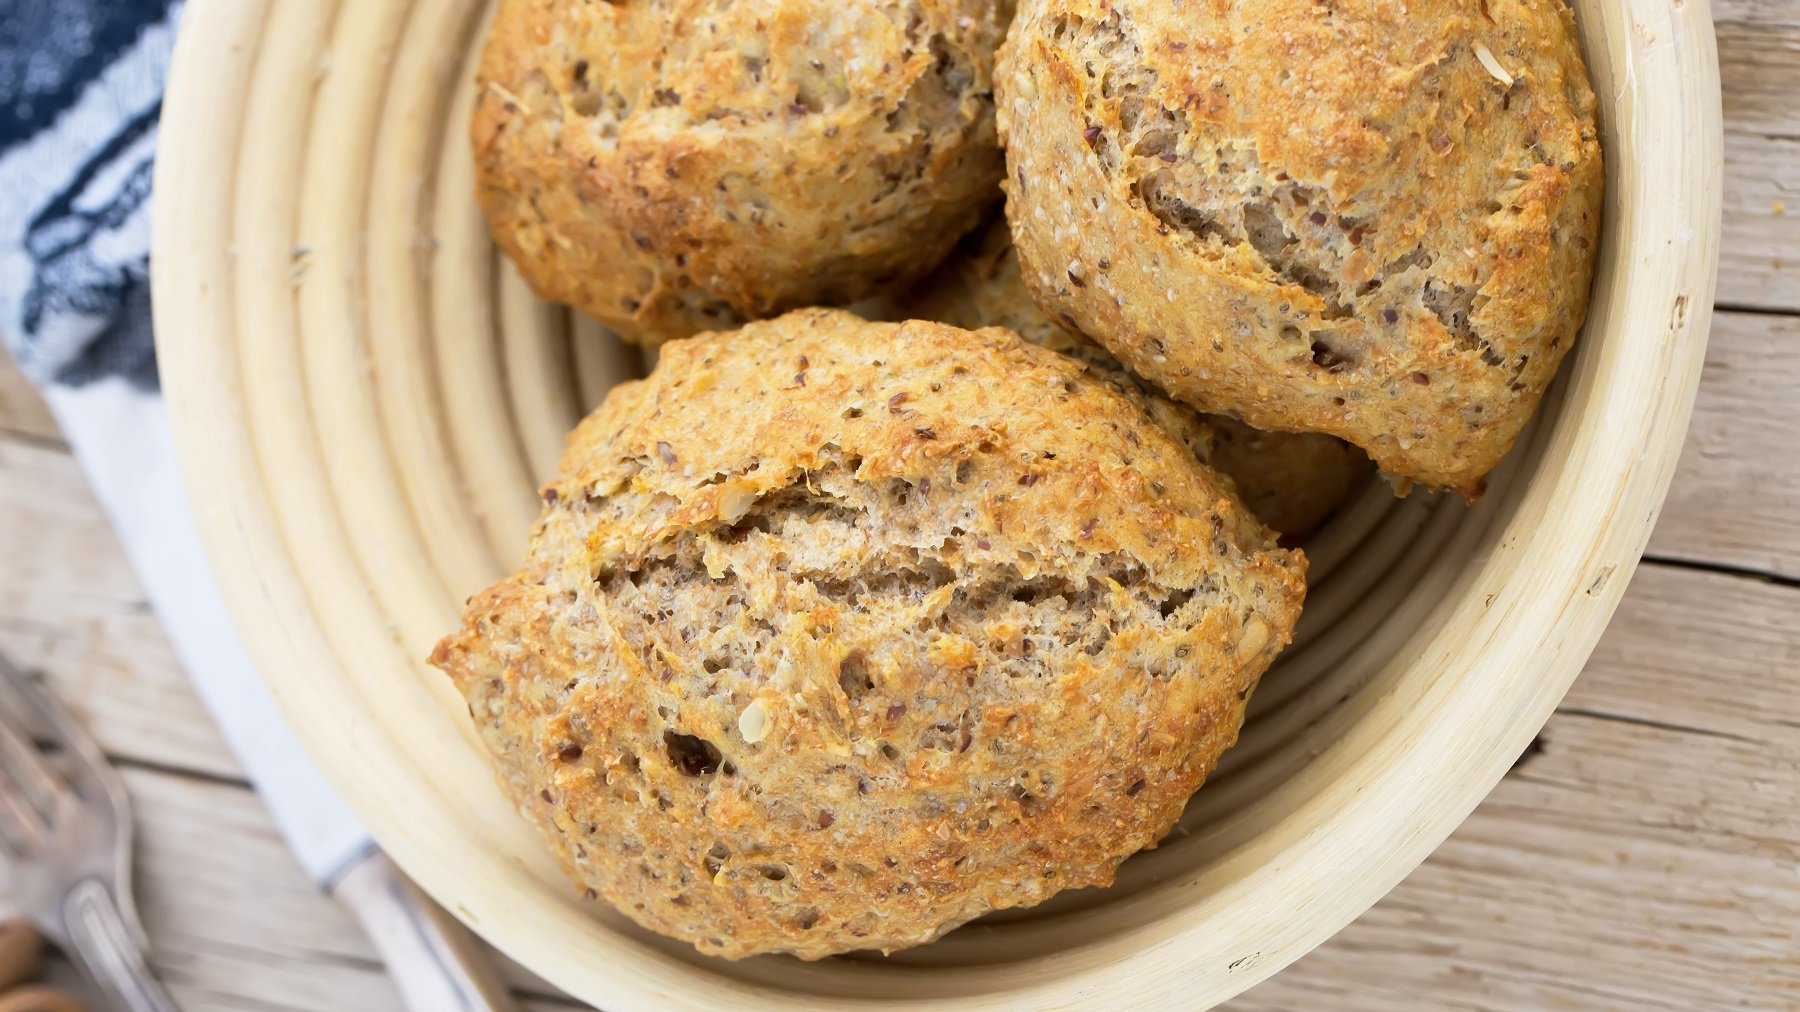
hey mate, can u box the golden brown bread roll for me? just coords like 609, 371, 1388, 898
1204, 415, 1374, 539
472, 0, 1009, 343
432, 309, 1305, 959
911, 218, 1371, 537
997, 0, 1602, 495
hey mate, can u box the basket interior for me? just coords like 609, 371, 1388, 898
152, 0, 1717, 1004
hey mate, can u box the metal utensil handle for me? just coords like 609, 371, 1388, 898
63, 879, 180, 1012
332, 851, 519, 1012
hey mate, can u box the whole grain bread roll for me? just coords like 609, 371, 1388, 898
472, 0, 1008, 344
913, 218, 1371, 537
997, 0, 1602, 495
1204, 416, 1373, 539
431, 309, 1306, 959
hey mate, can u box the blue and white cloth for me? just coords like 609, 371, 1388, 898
0, 1, 373, 889
1, 0, 181, 389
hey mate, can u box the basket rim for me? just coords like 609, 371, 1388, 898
149, 0, 1723, 1006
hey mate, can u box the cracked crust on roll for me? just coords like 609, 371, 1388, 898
431, 309, 1305, 959
473, 0, 1008, 343
997, 0, 1602, 495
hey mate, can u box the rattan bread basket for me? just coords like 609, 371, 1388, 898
150, 0, 1722, 1006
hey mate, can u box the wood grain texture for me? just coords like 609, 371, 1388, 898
148, 0, 1722, 1001
126, 767, 405, 1011
1711, 18, 1798, 313
1650, 311, 1800, 579
1718, 22, 1799, 140
127, 769, 581, 1011
0, 355, 58, 445
0, 411, 576, 1008
0, 430, 240, 782
1232, 564, 1800, 1010
4, 407, 1792, 1009
0, 0, 1784, 1007
1715, 0, 1800, 27
1718, 132, 1798, 314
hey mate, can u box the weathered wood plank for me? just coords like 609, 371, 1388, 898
1233, 563, 1800, 1011
1580, 22, 1800, 314
1715, 0, 1800, 27
54, 563, 1795, 1012
0, 428, 568, 1004
1718, 133, 1799, 314
121, 767, 576, 1010
125, 768, 407, 1011
1718, 22, 1800, 141
0, 433, 243, 781
0, 351, 60, 445
1649, 311, 1800, 579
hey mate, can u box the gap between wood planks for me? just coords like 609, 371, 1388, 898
1236, 560, 1800, 1010
1641, 554, 1800, 591
5, 335, 1798, 1010
0, 16, 1794, 1002
77, 551, 1790, 1012
0, 374, 584, 1008
1, 314, 1795, 764
2, 309, 1795, 767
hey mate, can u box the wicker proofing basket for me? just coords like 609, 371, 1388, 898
149, 0, 1722, 1006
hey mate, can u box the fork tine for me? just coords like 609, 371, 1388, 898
0, 703, 64, 806
0, 658, 71, 849
0, 709, 56, 853
0, 655, 117, 802
0, 778, 48, 856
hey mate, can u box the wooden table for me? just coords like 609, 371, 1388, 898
3, 7, 1796, 1008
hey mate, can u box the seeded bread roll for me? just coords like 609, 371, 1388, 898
913, 218, 1371, 537
431, 309, 1306, 959
473, 0, 1008, 344
997, 0, 1602, 495
1202, 416, 1374, 539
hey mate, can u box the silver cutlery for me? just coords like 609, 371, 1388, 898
0, 653, 178, 1012
39, 398, 517, 1012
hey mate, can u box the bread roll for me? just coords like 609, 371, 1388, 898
912, 218, 1371, 537
998, 0, 1602, 495
473, 0, 1008, 343
432, 309, 1305, 958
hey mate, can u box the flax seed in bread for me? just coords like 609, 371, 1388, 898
472, 0, 1008, 344
430, 309, 1305, 959
997, 0, 1602, 495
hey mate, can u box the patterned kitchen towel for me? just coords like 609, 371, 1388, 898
1, 0, 182, 389
0, 0, 373, 885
